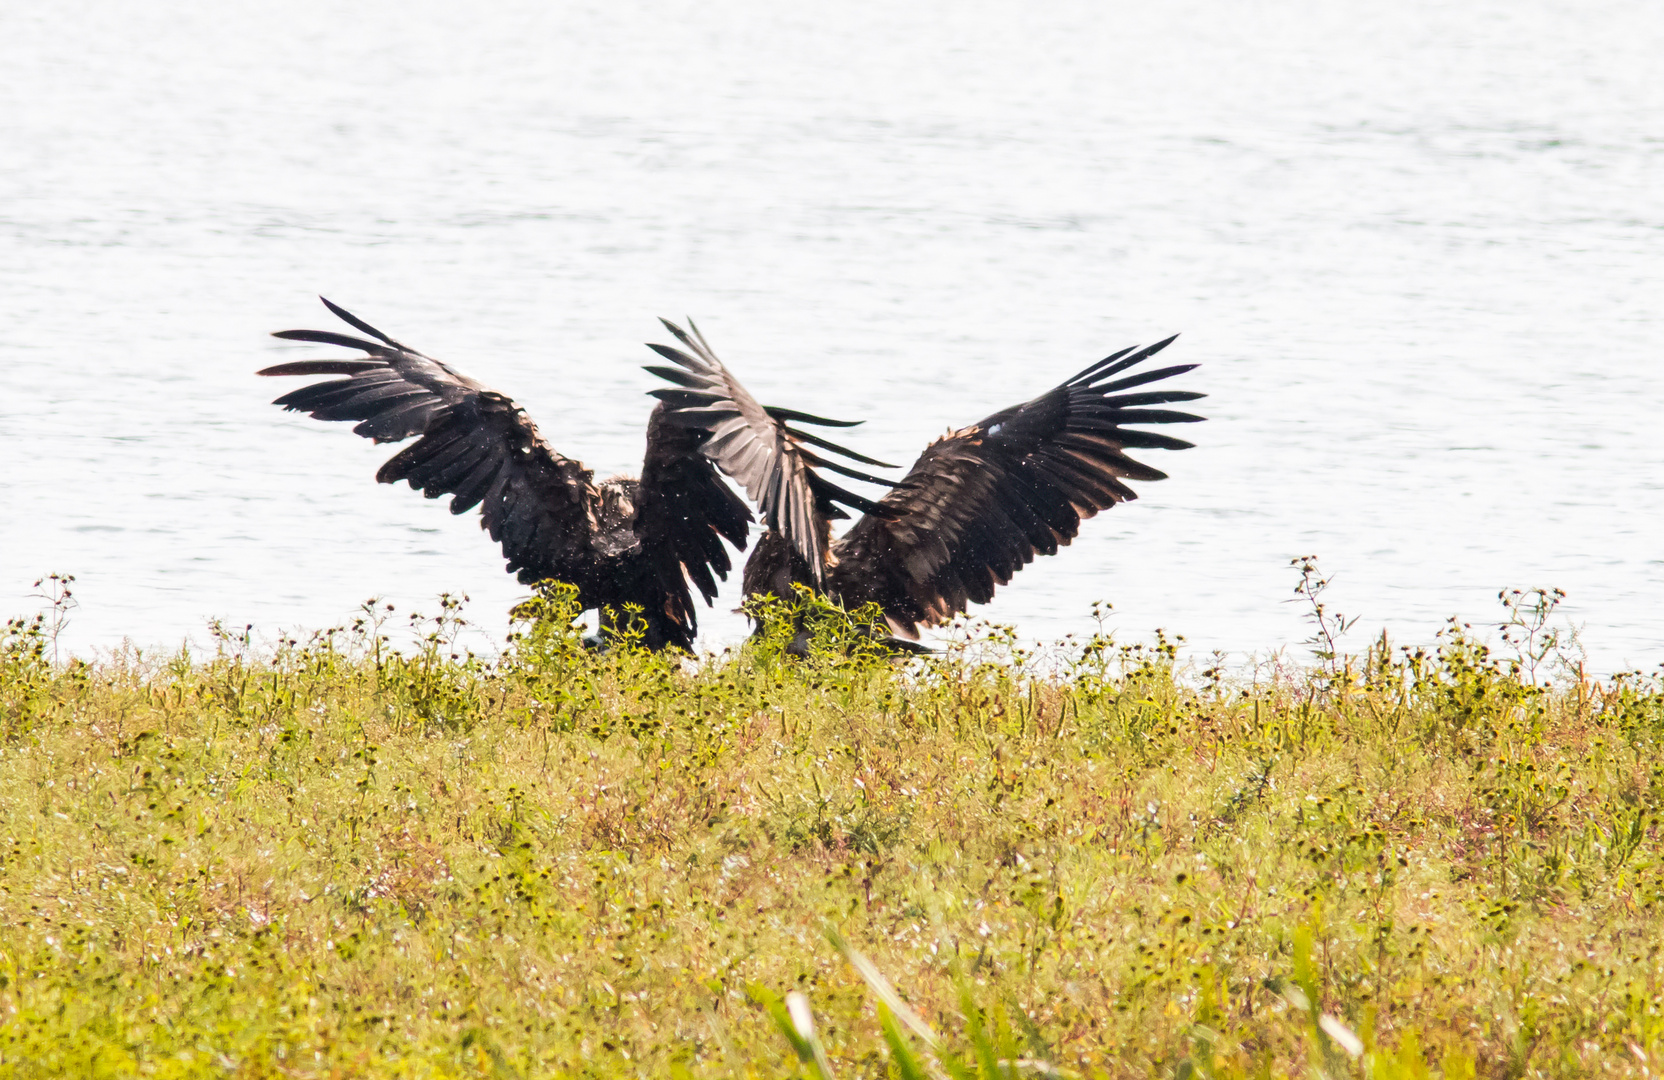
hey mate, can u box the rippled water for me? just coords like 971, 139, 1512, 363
4, 0, 1662, 669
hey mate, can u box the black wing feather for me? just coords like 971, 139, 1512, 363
634, 403, 754, 635
260, 298, 601, 592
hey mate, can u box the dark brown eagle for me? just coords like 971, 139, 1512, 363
644, 321, 1205, 639
260, 299, 785, 651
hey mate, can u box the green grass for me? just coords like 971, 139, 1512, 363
2, 577, 1663, 1079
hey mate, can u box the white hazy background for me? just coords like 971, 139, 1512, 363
2, 0, 1661, 669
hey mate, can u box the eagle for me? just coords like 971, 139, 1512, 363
259, 299, 875, 652
644, 320, 1205, 640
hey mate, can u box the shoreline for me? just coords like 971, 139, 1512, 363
3, 590, 1659, 1075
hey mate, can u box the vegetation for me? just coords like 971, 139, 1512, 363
2, 566, 1662, 1078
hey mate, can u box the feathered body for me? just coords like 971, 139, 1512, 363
647, 324, 1206, 638
260, 299, 750, 651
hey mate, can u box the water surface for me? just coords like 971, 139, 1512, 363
3, 0, 1661, 669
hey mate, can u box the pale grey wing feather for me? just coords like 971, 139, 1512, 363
643, 320, 831, 583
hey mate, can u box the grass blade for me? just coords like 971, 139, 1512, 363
878, 1003, 930, 1080
826, 926, 940, 1047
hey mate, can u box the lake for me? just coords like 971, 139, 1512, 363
3, 0, 1661, 672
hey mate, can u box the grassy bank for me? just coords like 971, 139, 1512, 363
2, 577, 1662, 1079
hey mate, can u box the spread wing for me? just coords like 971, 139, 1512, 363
259, 298, 600, 588
641, 318, 896, 586
829, 336, 1204, 636
633, 402, 754, 633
